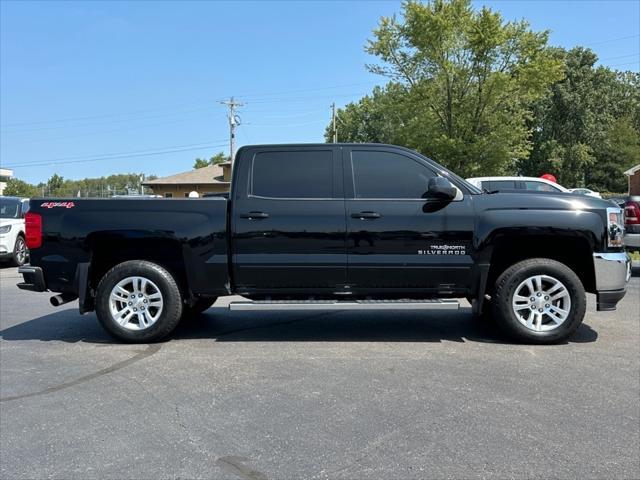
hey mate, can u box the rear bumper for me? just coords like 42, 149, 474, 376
17, 265, 47, 292
592, 252, 631, 311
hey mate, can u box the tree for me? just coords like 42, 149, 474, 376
2, 178, 39, 197
193, 152, 228, 169
589, 115, 640, 192
46, 174, 65, 196
328, 0, 564, 177
521, 48, 640, 190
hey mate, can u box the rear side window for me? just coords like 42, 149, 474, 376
252, 150, 333, 198
523, 180, 561, 192
483, 180, 517, 191
351, 150, 436, 199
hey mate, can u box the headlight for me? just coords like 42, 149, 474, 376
0, 225, 11, 234
606, 207, 624, 248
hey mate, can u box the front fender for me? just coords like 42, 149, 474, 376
475, 209, 603, 255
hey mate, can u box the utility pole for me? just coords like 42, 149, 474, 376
220, 97, 244, 164
331, 102, 337, 143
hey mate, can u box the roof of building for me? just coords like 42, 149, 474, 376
143, 163, 230, 186
623, 164, 640, 176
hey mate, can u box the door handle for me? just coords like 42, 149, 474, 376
240, 211, 270, 220
351, 211, 381, 219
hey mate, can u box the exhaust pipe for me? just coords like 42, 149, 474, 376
50, 293, 78, 307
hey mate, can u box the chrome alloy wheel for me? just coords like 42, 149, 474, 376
108, 276, 163, 331
14, 237, 27, 265
511, 275, 571, 332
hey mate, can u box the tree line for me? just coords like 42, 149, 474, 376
325, 0, 639, 192
2, 173, 158, 198
2, 152, 228, 198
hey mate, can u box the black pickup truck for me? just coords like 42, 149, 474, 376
18, 144, 631, 344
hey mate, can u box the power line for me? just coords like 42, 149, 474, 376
6, 140, 227, 166
608, 60, 640, 68
599, 53, 640, 61
584, 34, 640, 46
2, 106, 216, 135
247, 92, 368, 104
245, 119, 326, 128
1, 82, 379, 129
254, 108, 328, 119
4, 141, 229, 169
3, 114, 219, 145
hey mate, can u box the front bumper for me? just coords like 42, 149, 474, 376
17, 265, 47, 292
592, 252, 631, 311
0, 238, 12, 258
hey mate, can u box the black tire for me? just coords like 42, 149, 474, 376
12, 235, 28, 267
95, 260, 183, 343
492, 258, 586, 344
182, 297, 217, 318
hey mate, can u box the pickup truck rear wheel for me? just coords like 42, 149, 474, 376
95, 260, 183, 343
492, 258, 586, 344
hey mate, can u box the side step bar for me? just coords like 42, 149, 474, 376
228, 299, 460, 311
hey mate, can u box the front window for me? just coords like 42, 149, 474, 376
0, 199, 20, 219
351, 150, 436, 199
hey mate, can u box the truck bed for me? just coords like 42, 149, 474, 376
27, 197, 230, 299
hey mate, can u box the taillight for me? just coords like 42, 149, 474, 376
24, 212, 42, 249
624, 201, 640, 225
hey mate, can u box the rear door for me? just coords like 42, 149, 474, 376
231, 146, 346, 292
343, 146, 475, 294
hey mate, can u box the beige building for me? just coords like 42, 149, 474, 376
0, 168, 14, 196
143, 163, 231, 197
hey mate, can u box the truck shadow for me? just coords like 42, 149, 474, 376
0, 307, 598, 345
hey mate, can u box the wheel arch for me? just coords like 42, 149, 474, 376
483, 234, 596, 296
85, 232, 190, 311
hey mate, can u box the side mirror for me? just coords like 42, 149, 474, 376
426, 177, 456, 200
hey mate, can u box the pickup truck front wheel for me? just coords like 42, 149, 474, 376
95, 261, 183, 343
492, 258, 586, 344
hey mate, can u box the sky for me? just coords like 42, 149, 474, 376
1, 0, 639, 185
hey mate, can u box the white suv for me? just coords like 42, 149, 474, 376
0, 197, 29, 266
466, 176, 571, 193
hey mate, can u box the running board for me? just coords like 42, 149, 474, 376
228, 299, 460, 311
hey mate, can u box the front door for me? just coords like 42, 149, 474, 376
343, 147, 475, 295
232, 146, 346, 293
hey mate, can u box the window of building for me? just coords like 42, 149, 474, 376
164, 193, 173, 198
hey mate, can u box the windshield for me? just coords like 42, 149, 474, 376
0, 199, 20, 219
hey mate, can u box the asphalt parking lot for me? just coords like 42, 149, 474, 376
0, 266, 638, 480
